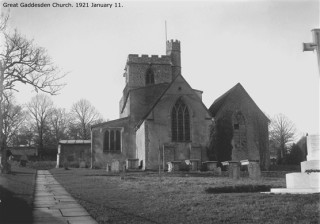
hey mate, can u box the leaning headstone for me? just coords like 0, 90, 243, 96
248, 161, 261, 180
229, 161, 240, 179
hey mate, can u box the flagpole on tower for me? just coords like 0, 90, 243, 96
165, 20, 168, 43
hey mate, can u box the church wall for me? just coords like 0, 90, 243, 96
214, 88, 270, 169
136, 121, 146, 169
91, 118, 136, 168
142, 79, 211, 170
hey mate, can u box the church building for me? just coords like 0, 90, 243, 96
91, 40, 212, 170
91, 39, 270, 171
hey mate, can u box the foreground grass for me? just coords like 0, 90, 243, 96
51, 168, 320, 224
0, 165, 36, 224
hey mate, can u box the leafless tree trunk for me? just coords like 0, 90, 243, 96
27, 94, 53, 160
71, 99, 103, 140
2, 92, 25, 147
269, 114, 296, 164
49, 107, 69, 144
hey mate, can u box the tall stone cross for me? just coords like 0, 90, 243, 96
303, 28, 320, 75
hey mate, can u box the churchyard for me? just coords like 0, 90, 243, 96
50, 168, 320, 224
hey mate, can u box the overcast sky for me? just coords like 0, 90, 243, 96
2, 0, 319, 139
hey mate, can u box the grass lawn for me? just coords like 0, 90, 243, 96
51, 168, 320, 224
0, 165, 36, 224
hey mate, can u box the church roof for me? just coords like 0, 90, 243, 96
209, 83, 269, 121
91, 117, 130, 129
120, 83, 169, 114
135, 74, 211, 130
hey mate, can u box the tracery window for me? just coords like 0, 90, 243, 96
233, 111, 246, 149
103, 129, 121, 152
171, 99, 190, 142
145, 68, 155, 85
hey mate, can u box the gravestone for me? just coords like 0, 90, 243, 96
126, 159, 139, 169
213, 167, 222, 176
79, 161, 86, 168
106, 163, 111, 172
229, 161, 240, 179
248, 161, 261, 180
190, 159, 200, 171
270, 134, 320, 194
111, 160, 120, 172
167, 161, 181, 172
167, 162, 173, 172
202, 161, 218, 171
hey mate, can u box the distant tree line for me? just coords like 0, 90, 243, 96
5, 94, 103, 158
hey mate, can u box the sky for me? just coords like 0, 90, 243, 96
1, 0, 319, 140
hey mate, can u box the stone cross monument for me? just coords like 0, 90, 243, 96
303, 28, 320, 74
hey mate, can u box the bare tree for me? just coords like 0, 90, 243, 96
269, 113, 296, 163
2, 92, 25, 147
11, 121, 34, 147
0, 11, 9, 32
1, 30, 65, 93
0, 17, 65, 173
27, 94, 54, 157
71, 99, 103, 140
49, 107, 69, 144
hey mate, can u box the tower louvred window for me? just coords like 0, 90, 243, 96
171, 99, 190, 142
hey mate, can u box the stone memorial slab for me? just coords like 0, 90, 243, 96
269, 134, 320, 194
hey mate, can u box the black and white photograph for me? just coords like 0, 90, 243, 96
0, 0, 319, 223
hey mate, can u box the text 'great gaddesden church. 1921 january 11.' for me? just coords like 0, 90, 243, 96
90, 40, 270, 171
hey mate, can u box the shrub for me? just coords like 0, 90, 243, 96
205, 185, 274, 194
92, 161, 103, 169
199, 163, 208, 172
179, 161, 190, 171
286, 144, 305, 165
27, 161, 56, 170
68, 161, 80, 168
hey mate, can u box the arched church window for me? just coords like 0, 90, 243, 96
145, 68, 155, 85
171, 99, 190, 142
233, 111, 246, 149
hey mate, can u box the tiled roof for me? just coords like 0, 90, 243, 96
209, 83, 269, 121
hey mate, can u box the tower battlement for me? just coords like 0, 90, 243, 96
166, 39, 181, 51
127, 54, 171, 65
